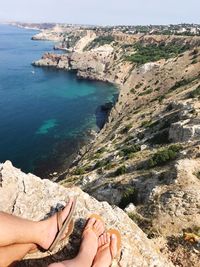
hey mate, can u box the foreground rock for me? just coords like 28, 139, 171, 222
0, 161, 173, 267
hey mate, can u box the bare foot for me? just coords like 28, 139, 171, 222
38, 197, 74, 250
48, 216, 105, 267
93, 233, 118, 267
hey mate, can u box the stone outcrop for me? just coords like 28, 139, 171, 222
169, 120, 200, 142
33, 45, 119, 83
0, 161, 174, 267
33, 53, 69, 69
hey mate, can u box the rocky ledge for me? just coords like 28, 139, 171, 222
0, 161, 173, 267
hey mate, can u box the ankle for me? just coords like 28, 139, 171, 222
34, 220, 49, 247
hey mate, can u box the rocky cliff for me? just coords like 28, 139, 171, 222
0, 161, 174, 267
24, 29, 200, 266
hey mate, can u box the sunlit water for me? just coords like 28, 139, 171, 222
0, 24, 117, 177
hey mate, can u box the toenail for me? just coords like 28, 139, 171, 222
111, 234, 116, 239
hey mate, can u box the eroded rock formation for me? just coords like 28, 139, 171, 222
0, 161, 174, 267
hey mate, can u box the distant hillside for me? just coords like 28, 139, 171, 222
33, 28, 200, 267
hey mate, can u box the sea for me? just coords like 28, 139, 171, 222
0, 24, 117, 177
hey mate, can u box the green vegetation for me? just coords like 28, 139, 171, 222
148, 144, 183, 168
114, 165, 127, 176
158, 95, 165, 103
120, 144, 141, 159
97, 147, 106, 153
93, 147, 106, 159
125, 42, 189, 65
121, 124, 132, 134
189, 85, 200, 98
84, 36, 115, 50
190, 48, 199, 56
139, 89, 153, 96
191, 59, 198, 64
170, 78, 194, 91
73, 167, 85, 175
104, 162, 116, 170
130, 88, 136, 94
195, 171, 200, 179
119, 187, 138, 208
128, 212, 143, 224
141, 120, 159, 129
94, 159, 108, 169
169, 75, 200, 92
190, 49, 199, 64
135, 82, 143, 89
141, 120, 152, 128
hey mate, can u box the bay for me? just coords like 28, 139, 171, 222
0, 24, 117, 177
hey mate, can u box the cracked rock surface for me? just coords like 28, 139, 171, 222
0, 161, 174, 267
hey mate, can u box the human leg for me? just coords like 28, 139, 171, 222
0, 198, 74, 249
0, 243, 35, 267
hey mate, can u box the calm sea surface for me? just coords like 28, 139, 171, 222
0, 24, 117, 176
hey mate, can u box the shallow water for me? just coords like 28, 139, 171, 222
0, 24, 117, 176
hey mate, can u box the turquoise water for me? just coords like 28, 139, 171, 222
0, 24, 117, 176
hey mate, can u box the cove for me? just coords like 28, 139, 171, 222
0, 24, 118, 177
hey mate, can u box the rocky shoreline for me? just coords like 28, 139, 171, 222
30, 27, 200, 266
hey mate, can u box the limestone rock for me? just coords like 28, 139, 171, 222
33, 53, 69, 70
124, 203, 136, 214
169, 120, 200, 142
0, 161, 173, 267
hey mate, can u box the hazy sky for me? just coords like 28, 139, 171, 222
0, 0, 199, 26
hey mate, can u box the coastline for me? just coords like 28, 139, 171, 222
32, 54, 120, 179
2, 23, 200, 267
29, 27, 124, 178
0, 24, 118, 179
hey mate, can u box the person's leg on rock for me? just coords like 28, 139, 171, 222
0, 243, 36, 267
0, 197, 75, 267
48, 216, 105, 267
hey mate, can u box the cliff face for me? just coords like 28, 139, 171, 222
30, 29, 200, 266
0, 161, 173, 267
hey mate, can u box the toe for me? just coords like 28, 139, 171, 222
103, 233, 108, 245
94, 220, 101, 228
94, 220, 104, 236
106, 233, 110, 244
98, 236, 102, 247
110, 234, 118, 259
100, 234, 105, 246
87, 217, 96, 228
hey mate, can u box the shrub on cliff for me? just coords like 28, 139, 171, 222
73, 167, 85, 175
125, 42, 189, 65
148, 144, 183, 168
94, 159, 108, 169
194, 171, 200, 179
189, 85, 200, 98
139, 89, 153, 96
121, 124, 132, 134
114, 165, 127, 176
119, 187, 138, 208
120, 144, 141, 159
84, 36, 115, 51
